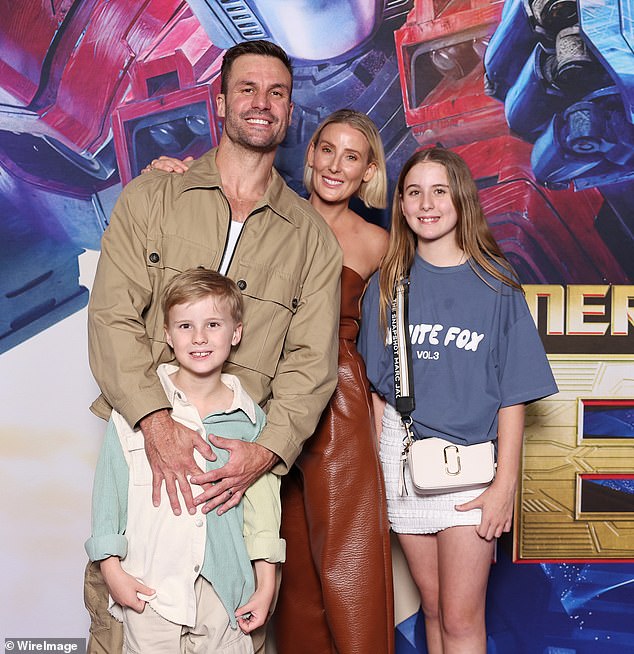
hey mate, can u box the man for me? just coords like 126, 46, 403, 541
86, 40, 341, 653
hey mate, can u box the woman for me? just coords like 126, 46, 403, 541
275, 110, 393, 654
147, 110, 394, 654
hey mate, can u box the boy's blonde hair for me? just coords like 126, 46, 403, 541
303, 109, 388, 209
162, 268, 243, 325
378, 147, 521, 330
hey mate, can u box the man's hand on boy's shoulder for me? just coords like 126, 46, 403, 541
139, 408, 216, 516
191, 436, 279, 516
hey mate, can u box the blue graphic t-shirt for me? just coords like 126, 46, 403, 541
358, 254, 558, 445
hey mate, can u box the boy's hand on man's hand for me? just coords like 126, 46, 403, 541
100, 557, 155, 614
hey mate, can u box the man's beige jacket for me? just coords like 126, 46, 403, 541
88, 148, 342, 472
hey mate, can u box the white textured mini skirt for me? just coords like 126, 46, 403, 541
380, 403, 488, 534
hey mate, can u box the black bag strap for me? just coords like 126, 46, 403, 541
391, 277, 416, 496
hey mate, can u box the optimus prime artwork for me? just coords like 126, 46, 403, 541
392, 2, 634, 651
0, 0, 417, 355
1, 0, 632, 352
1, 1, 634, 652
395, 0, 632, 285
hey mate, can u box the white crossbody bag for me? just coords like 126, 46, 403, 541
392, 278, 496, 496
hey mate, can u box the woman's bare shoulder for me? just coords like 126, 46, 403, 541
342, 213, 389, 277
357, 218, 389, 257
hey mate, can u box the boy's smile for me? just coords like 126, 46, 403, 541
164, 296, 242, 383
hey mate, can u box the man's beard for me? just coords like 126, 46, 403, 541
223, 108, 287, 152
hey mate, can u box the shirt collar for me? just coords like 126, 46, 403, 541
178, 147, 299, 228
157, 364, 258, 424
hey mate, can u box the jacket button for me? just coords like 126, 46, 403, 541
292, 298, 298, 309
148, 252, 160, 263
237, 279, 247, 291
194, 565, 200, 573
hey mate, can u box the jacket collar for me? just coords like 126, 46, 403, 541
179, 147, 299, 228
157, 363, 258, 424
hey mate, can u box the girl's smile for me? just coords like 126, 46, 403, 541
400, 161, 462, 262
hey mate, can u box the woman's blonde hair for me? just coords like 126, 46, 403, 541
303, 109, 387, 209
378, 147, 521, 330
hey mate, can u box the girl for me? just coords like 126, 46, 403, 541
358, 147, 557, 654
147, 110, 395, 654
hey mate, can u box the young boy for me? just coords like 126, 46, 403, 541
85, 268, 285, 653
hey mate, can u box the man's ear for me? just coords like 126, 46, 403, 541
164, 327, 173, 348
232, 323, 243, 346
216, 93, 226, 119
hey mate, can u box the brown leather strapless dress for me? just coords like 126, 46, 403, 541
274, 266, 394, 654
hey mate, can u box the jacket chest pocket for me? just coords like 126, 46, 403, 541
229, 263, 301, 379
146, 234, 217, 273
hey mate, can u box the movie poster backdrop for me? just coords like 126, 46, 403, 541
1, 1, 633, 651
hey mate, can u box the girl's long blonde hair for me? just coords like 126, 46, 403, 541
378, 147, 521, 330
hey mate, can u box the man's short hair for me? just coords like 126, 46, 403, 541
162, 268, 243, 324
220, 39, 293, 95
